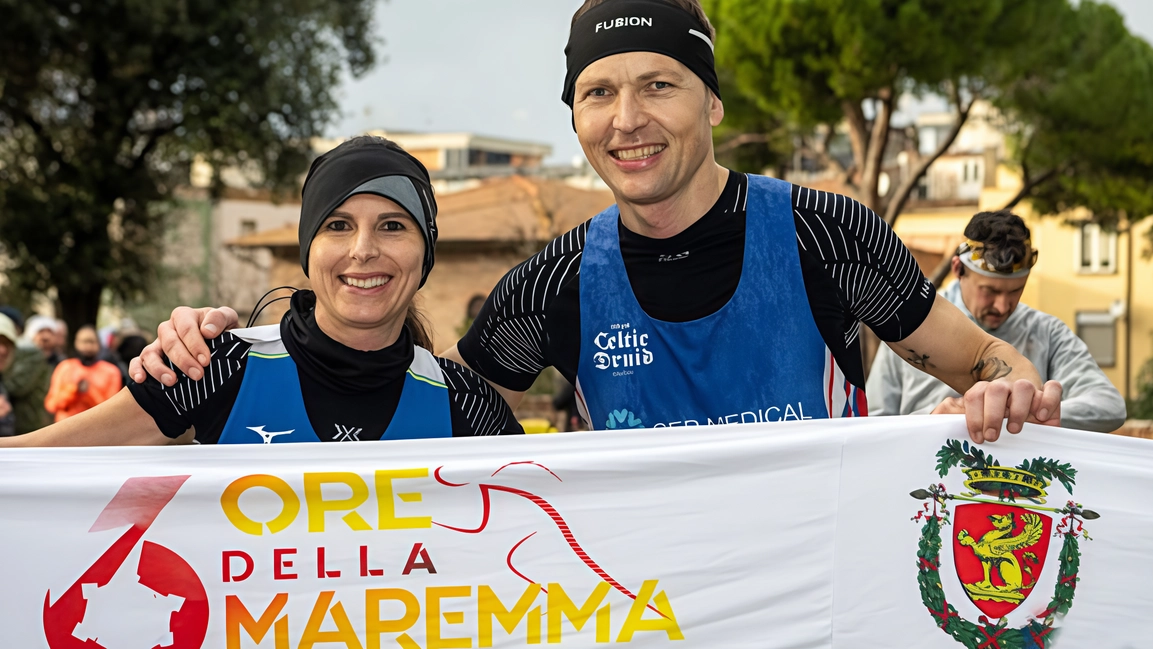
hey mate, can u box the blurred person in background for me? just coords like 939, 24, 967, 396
0, 314, 19, 437
44, 325, 122, 422
100, 328, 149, 386
53, 319, 68, 360
552, 378, 583, 432
98, 326, 136, 386
867, 210, 1126, 432
116, 334, 149, 366
26, 316, 64, 367
0, 307, 51, 434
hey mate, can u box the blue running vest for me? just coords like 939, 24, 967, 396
218, 325, 453, 443
575, 174, 866, 431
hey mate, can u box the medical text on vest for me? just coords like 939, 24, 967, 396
651, 402, 815, 427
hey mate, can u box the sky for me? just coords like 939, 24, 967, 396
330, 0, 1153, 165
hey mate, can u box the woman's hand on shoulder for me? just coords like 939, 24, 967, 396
130, 306, 240, 387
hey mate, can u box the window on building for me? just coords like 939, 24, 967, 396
1077, 223, 1117, 274
240, 219, 257, 236
1076, 312, 1116, 367
468, 149, 512, 167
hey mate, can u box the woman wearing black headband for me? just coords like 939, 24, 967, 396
1, 136, 523, 447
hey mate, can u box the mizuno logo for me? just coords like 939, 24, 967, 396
658, 251, 690, 262
334, 424, 363, 442
247, 426, 293, 444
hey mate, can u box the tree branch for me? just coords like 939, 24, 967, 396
860, 88, 894, 211
812, 126, 853, 185
11, 105, 71, 174
929, 252, 955, 288
999, 167, 1058, 211
714, 132, 771, 155
841, 99, 868, 182
128, 125, 176, 173
882, 81, 975, 225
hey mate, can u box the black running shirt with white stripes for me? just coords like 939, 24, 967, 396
457, 170, 936, 393
128, 332, 523, 442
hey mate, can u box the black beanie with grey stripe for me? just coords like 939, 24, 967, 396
299, 137, 439, 287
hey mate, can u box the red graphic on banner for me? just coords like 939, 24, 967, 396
434, 462, 664, 617
43, 475, 209, 649
952, 502, 1053, 619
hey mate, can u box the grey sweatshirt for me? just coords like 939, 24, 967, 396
866, 282, 1126, 432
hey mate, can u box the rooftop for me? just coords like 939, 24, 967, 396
228, 175, 614, 249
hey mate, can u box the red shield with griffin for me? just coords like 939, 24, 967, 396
952, 502, 1053, 619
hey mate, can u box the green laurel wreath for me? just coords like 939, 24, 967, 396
936, 439, 1077, 502
915, 501, 1082, 649
914, 441, 1090, 648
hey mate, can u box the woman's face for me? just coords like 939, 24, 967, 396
308, 193, 426, 350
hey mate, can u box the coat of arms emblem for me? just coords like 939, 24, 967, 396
911, 440, 1097, 648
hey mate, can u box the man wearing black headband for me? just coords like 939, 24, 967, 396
868, 210, 1124, 432
137, 0, 1061, 444
449, 0, 1062, 444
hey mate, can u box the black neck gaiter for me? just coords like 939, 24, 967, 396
280, 290, 414, 394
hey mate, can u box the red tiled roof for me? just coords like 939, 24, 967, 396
228, 175, 615, 248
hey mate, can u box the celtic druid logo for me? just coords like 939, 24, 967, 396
910, 440, 1098, 648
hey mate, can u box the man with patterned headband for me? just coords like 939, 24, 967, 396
868, 210, 1125, 432
135, 0, 1063, 444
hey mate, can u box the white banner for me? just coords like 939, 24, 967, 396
1, 416, 1150, 648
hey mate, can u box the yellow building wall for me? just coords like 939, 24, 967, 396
892, 193, 1153, 402
406, 148, 443, 171
890, 207, 972, 254
1023, 217, 1153, 400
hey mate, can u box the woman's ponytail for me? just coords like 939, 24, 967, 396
405, 303, 433, 351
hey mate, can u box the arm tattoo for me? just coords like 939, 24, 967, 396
971, 357, 1012, 382
901, 348, 935, 370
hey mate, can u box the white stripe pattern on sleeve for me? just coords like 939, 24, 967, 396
791, 185, 932, 342
159, 333, 247, 415
473, 222, 589, 377
438, 358, 518, 436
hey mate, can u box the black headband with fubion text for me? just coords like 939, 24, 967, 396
562, 0, 721, 109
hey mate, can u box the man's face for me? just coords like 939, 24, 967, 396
956, 264, 1028, 330
33, 328, 55, 355
54, 324, 68, 352
74, 328, 101, 359
0, 339, 12, 370
572, 51, 723, 208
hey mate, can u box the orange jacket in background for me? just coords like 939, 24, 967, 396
44, 358, 123, 421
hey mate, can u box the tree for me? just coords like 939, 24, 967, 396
0, 0, 377, 335
996, 1, 1153, 226
910, 2, 1153, 287
703, 0, 1070, 222
711, 70, 796, 177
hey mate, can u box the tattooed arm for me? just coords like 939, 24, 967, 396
884, 294, 1062, 444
